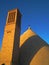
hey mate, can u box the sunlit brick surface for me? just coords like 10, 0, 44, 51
20, 28, 49, 65
0, 9, 21, 65
30, 46, 49, 65
0, 9, 49, 65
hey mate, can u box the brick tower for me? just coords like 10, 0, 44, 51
0, 9, 21, 65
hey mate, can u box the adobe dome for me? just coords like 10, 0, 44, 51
20, 27, 36, 47
20, 28, 49, 65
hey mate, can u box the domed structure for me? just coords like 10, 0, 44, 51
20, 28, 49, 65
20, 27, 36, 47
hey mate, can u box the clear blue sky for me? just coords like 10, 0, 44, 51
0, 0, 49, 47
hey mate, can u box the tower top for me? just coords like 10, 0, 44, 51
8, 9, 22, 16
6, 9, 22, 25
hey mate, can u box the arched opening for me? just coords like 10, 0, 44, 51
2, 63, 5, 65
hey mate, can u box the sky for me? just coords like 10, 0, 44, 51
0, 0, 49, 48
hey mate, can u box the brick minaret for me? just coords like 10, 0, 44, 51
0, 9, 21, 65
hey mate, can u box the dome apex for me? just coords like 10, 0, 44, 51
28, 26, 31, 29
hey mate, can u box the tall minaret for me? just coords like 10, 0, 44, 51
0, 9, 21, 65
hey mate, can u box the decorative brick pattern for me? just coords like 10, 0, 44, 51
8, 12, 16, 23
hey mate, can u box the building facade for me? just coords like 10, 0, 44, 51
0, 9, 49, 65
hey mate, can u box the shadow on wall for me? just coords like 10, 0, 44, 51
11, 12, 21, 65
19, 35, 48, 65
